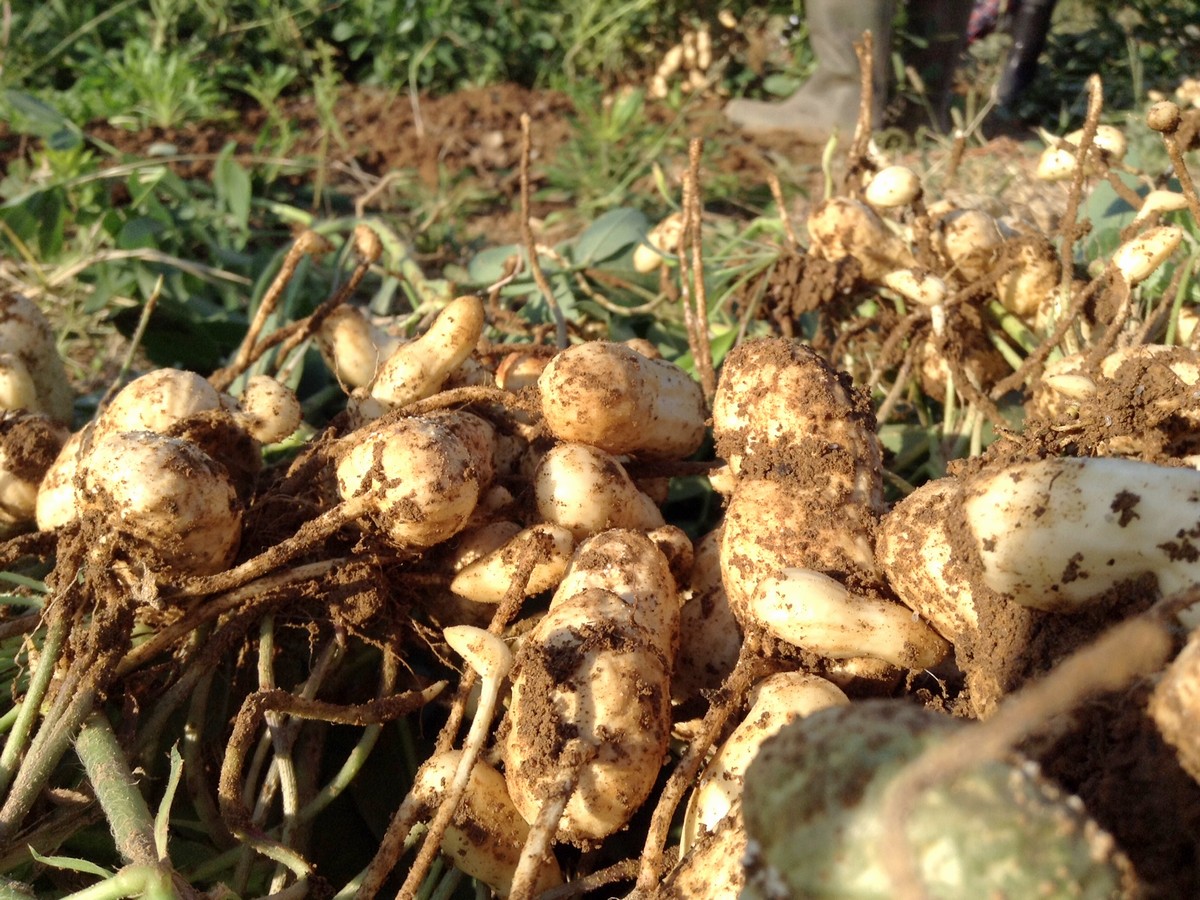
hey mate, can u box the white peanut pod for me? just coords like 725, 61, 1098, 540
367, 295, 485, 409
402, 750, 562, 896
994, 237, 1060, 319
450, 524, 575, 604
1112, 225, 1184, 285
0, 355, 41, 416
538, 341, 706, 459
864, 165, 921, 209
335, 417, 481, 550
806, 197, 915, 282
1150, 628, 1200, 785
682, 672, 848, 852
712, 338, 883, 497
35, 429, 83, 531
80, 431, 242, 576
882, 268, 948, 309
533, 442, 665, 538
1066, 123, 1128, 162
748, 568, 949, 669
1135, 190, 1189, 222
317, 305, 401, 389
503, 587, 672, 842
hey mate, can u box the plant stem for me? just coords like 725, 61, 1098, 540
73, 713, 158, 868
0, 614, 67, 796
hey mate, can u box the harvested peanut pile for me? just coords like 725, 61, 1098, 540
0, 88, 1199, 900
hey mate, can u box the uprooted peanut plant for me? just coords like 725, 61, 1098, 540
1, 75, 1200, 900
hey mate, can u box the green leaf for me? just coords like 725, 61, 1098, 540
1, 90, 81, 144
28, 847, 113, 879
574, 208, 649, 267
467, 244, 521, 284
213, 145, 251, 231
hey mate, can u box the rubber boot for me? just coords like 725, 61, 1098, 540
996, 0, 1059, 109
899, 0, 972, 132
725, 0, 895, 142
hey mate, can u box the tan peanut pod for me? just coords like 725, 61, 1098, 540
80, 431, 242, 577
748, 568, 949, 669
451, 524, 575, 604
1150, 628, 1200, 784
496, 351, 548, 392
995, 237, 1060, 319
367, 295, 485, 410
35, 429, 83, 531
503, 587, 672, 842
662, 805, 747, 900
633, 212, 686, 274
0, 413, 68, 534
0, 292, 73, 423
551, 528, 681, 662
721, 478, 881, 626
682, 672, 848, 852
864, 165, 921, 209
237, 375, 302, 444
335, 417, 481, 550
1112, 225, 1184, 285
806, 197, 915, 282
1135, 189, 1189, 222
403, 750, 563, 896
882, 268, 948, 309
936, 209, 1004, 283
316, 305, 400, 389
533, 442, 665, 538
538, 341, 706, 459
674, 528, 742, 705
712, 338, 883, 500
1066, 123, 1128, 162
95, 368, 223, 441
446, 521, 523, 572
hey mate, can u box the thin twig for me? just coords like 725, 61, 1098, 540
519, 113, 567, 349
686, 139, 716, 403
211, 230, 333, 392
635, 631, 763, 892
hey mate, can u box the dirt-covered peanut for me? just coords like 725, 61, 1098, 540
35, 429, 83, 531
936, 209, 1003, 283
533, 442, 665, 538
806, 197, 915, 282
450, 523, 575, 604
0, 412, 68, 533
1112, 225, 1184, 285
683, 672, 847, 852
749, 568, 949, 669
495, 351, 548, 392
0, 292, 74, 423
335, 417, 482, 550
721, 477, 880, 624
402, 750, 563, 896
95, 368, 223, 441
992, 235, 1061, 319
742, 701, 1132, 899
366, 294, 485, 410
712, 339, 883, 500
538, 341, 706, 459
552, 528, 681, 661
502, 586, 672, 842
80, 431, 242, 576
317, 305, 401, 389
236, 375, 302, 443
673, 528, 742, 705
